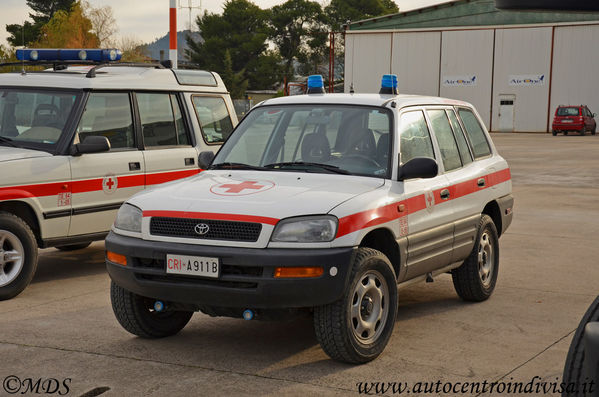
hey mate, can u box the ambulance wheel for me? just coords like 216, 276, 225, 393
56, 242, 91, 251
313, 247, 398, 364
110, 281, 193, 338
0, 212, 38, 301
562, 295, 599, 396
452, 214, 499, 302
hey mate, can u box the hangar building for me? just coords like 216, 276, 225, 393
344, 0, 599, 132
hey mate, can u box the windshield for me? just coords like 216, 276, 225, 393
0, 88, 79, 150
213, 105, 393, 178
557, 107, 580, 116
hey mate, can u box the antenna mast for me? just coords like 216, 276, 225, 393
180, 0, 202, 31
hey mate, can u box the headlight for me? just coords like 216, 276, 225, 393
271, 215, 338, 243
114, 204, 142, 233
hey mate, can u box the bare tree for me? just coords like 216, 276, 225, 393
83, 1, 118, 46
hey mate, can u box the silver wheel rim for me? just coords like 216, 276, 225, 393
350, 270, 389, 345
0, 230, 25, 287
478, 231, 494, 288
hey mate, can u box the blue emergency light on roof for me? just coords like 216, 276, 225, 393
380, 74, 398, 95
307, 74, 325, 94
16, 48, 122, 62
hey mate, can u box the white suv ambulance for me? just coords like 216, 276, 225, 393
0, 49, 237, 300
106, 75, 513, 364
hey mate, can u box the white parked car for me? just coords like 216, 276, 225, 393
0, 49, 237, 300
106, 75, 513, 363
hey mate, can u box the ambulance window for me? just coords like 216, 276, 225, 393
399, 111, 435, 164
446, 109, 473, 165
77, 92, 134, 149
458, 109, 491, 159
192, 96, 234, 144
427, 109, 462, 172
137, 93, 189, 147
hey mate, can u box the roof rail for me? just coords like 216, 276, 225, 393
85, 62, 165, 78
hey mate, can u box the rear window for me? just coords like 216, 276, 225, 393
557, 107, 580, 116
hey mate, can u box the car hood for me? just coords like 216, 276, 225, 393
0, 146, 51, 162
129, 170, 385, 220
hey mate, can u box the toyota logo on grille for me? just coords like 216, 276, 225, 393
194, 223, 210, 235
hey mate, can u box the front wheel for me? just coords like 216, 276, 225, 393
314, 247, 398, 364
110, 281, 193, 338
452, 214, 499, 302
0, 212, 38, 301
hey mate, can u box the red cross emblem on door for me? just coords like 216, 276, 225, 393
102, 175, 118, 194
210, 180, 274, 196
424, 190, 435, 212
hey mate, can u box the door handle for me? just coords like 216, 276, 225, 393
129, 162, 141, 171
185, 157, 195, 166
477, 178, 486, 187
440, 189, 450, 200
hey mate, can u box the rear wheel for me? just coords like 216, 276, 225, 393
0, 212, 38, 301
592, 126, 596, 135
56, 242, 92, 251
562, 296, 599, 396
452, 214, 499, 302
314, 248, 398, 364
110, 281, 193, 338
564, 131, 568, 135
552, 130, 557, 136
580, 127, 586, 136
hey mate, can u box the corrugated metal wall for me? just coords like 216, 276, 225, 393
345, 23, 599, 132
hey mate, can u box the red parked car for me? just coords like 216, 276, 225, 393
552, 105, 596, 136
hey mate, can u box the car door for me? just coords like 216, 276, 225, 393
69, 91, 145, 236
397, 108, 454, 280
135, 92, 201, 188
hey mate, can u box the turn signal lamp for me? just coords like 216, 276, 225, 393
274, 266, 324, 278
106, 251, 127, 266
380, 74, 398, 95
16, 48, 122, 62
307, 74, 326, 94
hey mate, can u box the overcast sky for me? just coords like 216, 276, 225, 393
0, 0, 453, 47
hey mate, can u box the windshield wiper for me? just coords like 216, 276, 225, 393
264, 161, 350, 174
210, 162, 268, 171
0, 136, 19, 148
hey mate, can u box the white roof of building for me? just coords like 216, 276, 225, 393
0, 66, 228, 93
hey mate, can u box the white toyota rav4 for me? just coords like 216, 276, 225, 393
106, 75, 513, 364
0, 49, 237, 300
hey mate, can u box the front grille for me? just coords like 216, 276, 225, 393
150, 217, 262, 242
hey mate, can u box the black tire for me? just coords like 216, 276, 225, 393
55, 242, 92, 251
564, 131, 568, 135
580, 127, 586, 136
313, 247, 398, 364
592, 127, 596, 136
110, 281, 193, 338
562, 295, 599, 396
0, 212, 38, 301
452, 214, 499, 302
552, 130, 558, 136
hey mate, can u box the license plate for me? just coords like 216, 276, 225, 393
562, 119, 573, 123
166, 254, 219, 278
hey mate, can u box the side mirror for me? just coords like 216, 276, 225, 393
398, 157, 438, 181
70, 136, 111, 156
198, 151, 215, 169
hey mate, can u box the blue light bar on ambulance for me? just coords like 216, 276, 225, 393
307, 74, 326, 94
380, 74, 398, 95
16, 48, 122, 62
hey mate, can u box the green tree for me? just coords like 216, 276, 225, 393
222, 50, 248, 99
325, 0, 399, 30
6, 0, 75, 46
186, 0, 279, 91
34, 2, 99, 48
270, 0, 328, 82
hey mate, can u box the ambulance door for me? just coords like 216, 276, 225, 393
135, 92, 200, 188
397, 109, 455, 280
69, 92, 145, 236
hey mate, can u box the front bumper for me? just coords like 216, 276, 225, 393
105, 232, 356, 309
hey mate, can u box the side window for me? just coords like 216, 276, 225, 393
137, 93, 189, 147
458, 108, 491, 159
399, 110, 435, 164
427, 109, 462, 172
192, 96, 234, 144
446, 109, 473, 165
77, 92, 134, 149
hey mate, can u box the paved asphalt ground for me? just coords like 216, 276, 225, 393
1, 133, 598, 396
